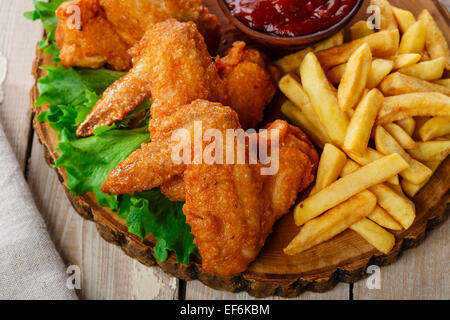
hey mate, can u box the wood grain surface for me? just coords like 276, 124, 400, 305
0, 0, 448, 299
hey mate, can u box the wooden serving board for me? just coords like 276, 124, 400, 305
31, 0, 449, 298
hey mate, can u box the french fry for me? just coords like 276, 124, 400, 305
278, 74, 331, 143
418, 116, 450, 141
350, 219, 395, 254
392, 7, 416, 34
339, 160, 413, 229
371, 0, 398, 30
389, 182, 406, 197
310, 144, 347, 195
338, 44, 372, 111
300, 52, 349, 146
340, 160, 404, 230
379, 72, 450, 96
392, 53, 421, 69
398, 20, 427, 54
313, 31, 344, 52
315, 29, 400, 70
375, 126, 432, 184
434, 79, 450, 88
407, 141, 450, 161
285, 191, 377, 255
401, 159, 445, 197
326, 63, 347, 85
396, 117, 416, 136
378, 92, 450, 124
368, 206, 403, 230
366, 59, 394, 89
370, 184, 416, 229
281, 101, 331, 148
294, 153, 409, 226
418, 9, 450, 70
343, 89, 383, 155
383, 123, 416, 149
346, 147, 400, 185
327, 59, 394, 88
351, 21, 375, 40
398, 57, 446, 81
274, 47, 312, 75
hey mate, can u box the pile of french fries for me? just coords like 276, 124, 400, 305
277, 0, 450, 255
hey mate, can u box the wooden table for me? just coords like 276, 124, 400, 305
0, 0, 448, 300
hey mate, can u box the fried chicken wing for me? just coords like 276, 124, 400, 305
56, 0, 132, 70
216, 42, 280, 129
101, 100, 241, 195
77, 19, 227, 137
56, 0, 220, 70
183, 118, 318, 276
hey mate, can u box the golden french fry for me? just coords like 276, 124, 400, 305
368, 206, 403, 230
300, 52, 349, 146
396, 117, 416, 136
310, 144, 347, 196
398, 57, 446, 81
351, 21, 375, 40
281, 100, 331, 149
418, 9, 450, 70
380, 72, 450, 96
389, 182, 406, 197
350, 219, 395, 254
294, 153, 409, 226
316, 29, 400, 70
367, 59, 394, 89
401, 160, 445, 197
327, 59, 394, 88
371, 0, 398, 30
313, 31, 344, 52
338, 44, 372, 111
285, 191, 377, 255
434, 79, 450, 88
383, 123, 416, 149
375, 126, 432, 184
343, 89, 383, 155
418, 116, 450, 141
339, 160, 413, 229
274, 47, 312, 75
398, 20, 427, 54
346, 147, 400, 185
370, 184, 415, 229
407, 141, 450, 161
378, 92, 450, 124
326, 63, 347, 85
392, 7, 416, 34
392, 53, 421, 69
278, 74, 331, 142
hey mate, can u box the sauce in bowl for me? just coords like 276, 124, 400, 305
224, 0, 359, 37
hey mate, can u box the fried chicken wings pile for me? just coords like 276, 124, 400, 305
65, 17, 318, 276
56, 0, 220, 70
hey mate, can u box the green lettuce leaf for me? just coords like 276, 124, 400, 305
119, 191, 199, 263
54, 127, 150, 210
24, 0, 68, 60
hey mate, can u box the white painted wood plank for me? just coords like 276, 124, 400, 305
185, 281, 349, 300
353, 220, 449, 299
0, 0, 43, 169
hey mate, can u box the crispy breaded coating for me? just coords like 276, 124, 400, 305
77, 19, 227, 137
56, 0, 220, 70
183, 119, 318, 276
216, 42, 280, 129
101, 100, 241, 195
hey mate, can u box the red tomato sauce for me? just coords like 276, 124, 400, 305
224, 0, 358, 36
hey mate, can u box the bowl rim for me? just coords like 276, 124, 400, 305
217, 0, 364, 43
